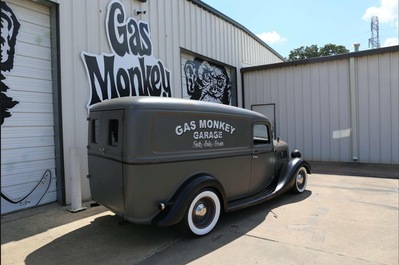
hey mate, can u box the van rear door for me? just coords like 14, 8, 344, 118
88, 109, 125, 214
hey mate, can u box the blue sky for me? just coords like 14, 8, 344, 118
202, 0, 399, 58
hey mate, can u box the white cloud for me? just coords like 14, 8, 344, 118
383, 37, 399, 47
256, 31, 286, 44
362, 0, 398, 26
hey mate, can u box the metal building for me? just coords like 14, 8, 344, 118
1, 0, 283, 214
242, 46, 399, 165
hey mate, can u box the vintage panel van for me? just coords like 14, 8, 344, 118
87, 96, 311, 236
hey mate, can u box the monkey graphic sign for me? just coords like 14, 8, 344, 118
1, 1, 19, 125
1, 1, 53, 214
183, 57, 232, 105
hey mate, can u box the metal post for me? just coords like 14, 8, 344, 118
68, 148, 86, 212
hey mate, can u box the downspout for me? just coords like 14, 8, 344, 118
241, 70, 246, 108
349, 56, 359, 162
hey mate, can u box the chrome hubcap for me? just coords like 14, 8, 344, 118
195, 203, 207, 217
297, 172, 304, 185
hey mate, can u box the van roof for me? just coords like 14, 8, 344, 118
90, 96, 268, 120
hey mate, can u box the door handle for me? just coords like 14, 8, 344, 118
253, 150, 259, 159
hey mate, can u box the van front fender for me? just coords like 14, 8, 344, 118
276, 158, 311, 194
153, 174, 226, 227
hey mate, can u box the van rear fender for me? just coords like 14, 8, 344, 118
153, 174, 226, 226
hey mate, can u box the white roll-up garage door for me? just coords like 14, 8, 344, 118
1, 0, 57, 214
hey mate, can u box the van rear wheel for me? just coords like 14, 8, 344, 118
185, 190, 220, 236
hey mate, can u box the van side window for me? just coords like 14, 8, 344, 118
253, 124, 269, 145
92, 119, 100, 144
109, 119, 119, 146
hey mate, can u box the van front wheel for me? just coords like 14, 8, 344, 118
292, 166, 308, 193
185, 190, 221, 236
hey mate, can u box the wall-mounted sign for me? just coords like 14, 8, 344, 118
81, 0, 172, 109
1, 1, 20, 125
181, 54, 235, 105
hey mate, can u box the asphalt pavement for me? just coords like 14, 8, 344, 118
1, 162, 398, 265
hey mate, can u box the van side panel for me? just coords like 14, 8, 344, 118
118, 110, 254, 223
122, 110, 252, 162
123, 155, 251, 223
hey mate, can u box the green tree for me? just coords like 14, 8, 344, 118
319, 43, 349, 56
288, 43, 349, 61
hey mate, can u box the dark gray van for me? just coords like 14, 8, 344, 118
87, 96, 311, 236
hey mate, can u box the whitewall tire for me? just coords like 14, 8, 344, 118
185, 190, 221, 236
292, 166, 308, 193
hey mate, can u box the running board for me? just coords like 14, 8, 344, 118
227, 178, 279, 211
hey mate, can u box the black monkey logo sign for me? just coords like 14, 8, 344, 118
1, 1, 20, 125
184, 58, 231, 105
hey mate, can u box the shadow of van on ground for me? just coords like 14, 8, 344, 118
1, 202, 108, 245
137, 190, 312, 265
25, 191, 311, 265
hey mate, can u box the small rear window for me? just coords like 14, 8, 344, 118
91, 119, 100, 144
108, 119, 119, 146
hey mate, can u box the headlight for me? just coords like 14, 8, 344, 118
291, 149, 302, 158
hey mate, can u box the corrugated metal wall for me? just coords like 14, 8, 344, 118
145, 0, 283, 98
357, 52, 399, 164
243, 48, 399, 164
54, 0, 283, 203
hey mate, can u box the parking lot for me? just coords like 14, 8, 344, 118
1, 162, 398, 265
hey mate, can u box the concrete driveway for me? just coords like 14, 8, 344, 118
1, 162, 398, 265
